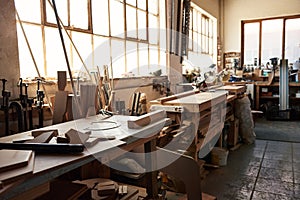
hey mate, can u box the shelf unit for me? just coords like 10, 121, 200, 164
255, 82, 300, 110
224, 52, 241, 69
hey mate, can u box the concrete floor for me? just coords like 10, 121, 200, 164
201, 140, 300, 199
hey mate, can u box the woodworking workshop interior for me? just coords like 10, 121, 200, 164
0, 0, 300, 199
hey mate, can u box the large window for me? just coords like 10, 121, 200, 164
15, 0, 166, 79
188, 3, 217, 63
185, 3, 217, 73
242, 15, 300, 67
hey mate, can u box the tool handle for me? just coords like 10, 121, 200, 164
0, 142, 84, 154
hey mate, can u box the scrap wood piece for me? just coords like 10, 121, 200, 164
97, 183, 116, 196
31, 129, 58, 138
65, 129, 90, 144
25, 131, 56, 144
85, 138, 100, 147
52, 91, 68, 125
127, 110, 166, 129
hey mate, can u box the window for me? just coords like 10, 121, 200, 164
15, 0, 166, 79
242, 15, 300, 67
188, 4, 216, 58
187, 3, 217, 68
243, 23, 259, 65
285, 18, 300, 63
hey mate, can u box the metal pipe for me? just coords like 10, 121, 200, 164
51, 0, 82, 118
46, 0, 92, 81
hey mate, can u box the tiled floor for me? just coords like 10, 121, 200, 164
201, 140, 300, 199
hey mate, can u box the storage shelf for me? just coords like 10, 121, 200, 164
255, 82, 300, 109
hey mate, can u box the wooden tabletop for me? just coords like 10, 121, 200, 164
163, 90, 228, 111
0, 114, 168, 199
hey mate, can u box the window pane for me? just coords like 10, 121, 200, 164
149, 14, 158, 44
188, 30, 193, 50
70, 0, 89, 29
209, 38, 213, 55
15, 0, 41, 23
94, 36, 111, 69
193, 11, 197, 32
209, 19, 213, 37
148, 0, 158, 15
193, 31, 198, 52
126, 5, 137, 38
244, 22, 260, 65
285, 18, 300, 64
126, 0, 136, 7
71, 31, 93, 74
261, 19, 283, 65
111, 40, 125, 77
149, 45, 159, 71
46, 0, 68, 25
17, 24, 44, 78
138, 43, 149, 69
126, 41, 138, 75
92, 0, 109, 35
110, 0, 124, 38
138, 0, 146, 10
160, 50, 167, 75
138, 10, 147, 40
44, 27, 70, 78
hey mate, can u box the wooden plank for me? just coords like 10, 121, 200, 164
127, 110, 166, 129
52, 91, 68, 125
0, 151, 34, 184
31, 129, 58, 138
25, 131, 55, 144
65, 129, 90, 144
57, 71, 67, 91
158, 90, 199, 104
0, 150, 32, 173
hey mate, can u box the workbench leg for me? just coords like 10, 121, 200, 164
144, 139, 158, 199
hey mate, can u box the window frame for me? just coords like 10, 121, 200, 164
42, 0, 93, 34
241, 14, 300, 66
16, 0, 165, 79
189, 5, 215, 58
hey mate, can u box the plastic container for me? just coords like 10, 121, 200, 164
211, 147, 229, 166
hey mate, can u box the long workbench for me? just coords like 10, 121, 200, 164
0, 114, 169, 199
149, 85, 245, 160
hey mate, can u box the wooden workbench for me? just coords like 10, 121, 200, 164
0, 114, 169, 199
149, 85, 245, 160
150, 90, 228, 160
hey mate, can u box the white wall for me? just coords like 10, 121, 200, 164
192, 0, 220, 18
224, 0, 300, 52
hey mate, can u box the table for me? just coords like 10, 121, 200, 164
0, 114, 168, 199
150, 90, 231, 161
